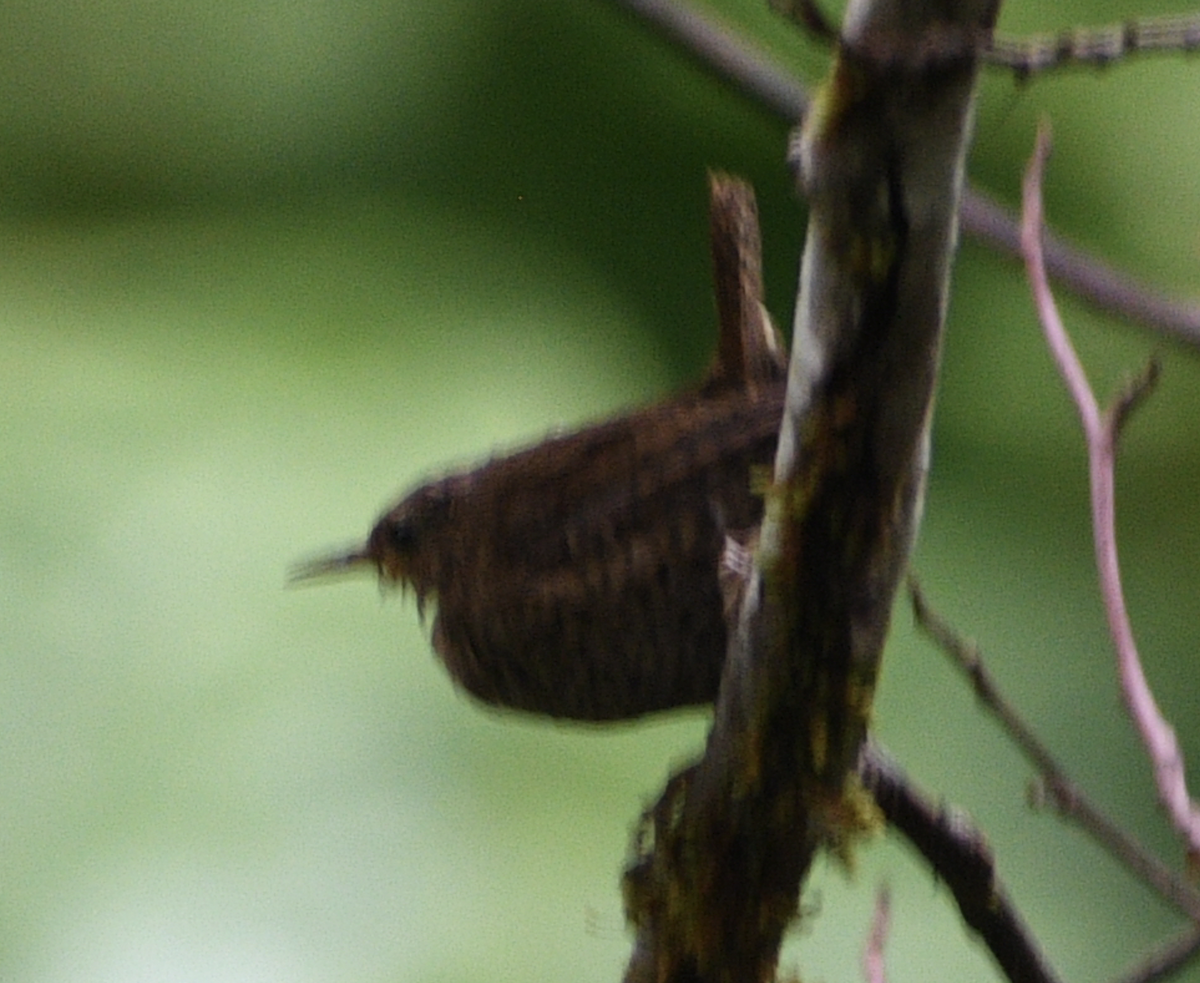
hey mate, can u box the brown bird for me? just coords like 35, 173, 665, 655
294, 175, 785, 721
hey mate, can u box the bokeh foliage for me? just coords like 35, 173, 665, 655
1, 1, 1198, 981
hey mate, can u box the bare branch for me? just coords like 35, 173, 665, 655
909, 579, 1200, 921
959, 194, 1200, 348
621, 0, 996, 976
989, 13, 1200, 76
1021, 124, 1200, 861
606, 0, 1200, 348
610, 0, 810, 121
862, 885, 892, 983
1111, 923, 1200, 983
861, 744, 1062, 983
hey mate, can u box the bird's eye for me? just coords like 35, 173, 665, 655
385, 521, 418, 555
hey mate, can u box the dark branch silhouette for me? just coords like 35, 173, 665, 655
861, 744, 1062, 983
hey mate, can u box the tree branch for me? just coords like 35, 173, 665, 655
988, 13, 1200, 76
621, 0, 997, 977
612, 0, 811, 122
1021, 124, 1200, 861
606, 0, 1200, 349
1112, 923, 1200, 983
909, 579, 1200, 922
862, 884, 892, 983
861, 744, 1062, 983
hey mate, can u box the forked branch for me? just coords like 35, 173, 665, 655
1020, 124, 1200, 861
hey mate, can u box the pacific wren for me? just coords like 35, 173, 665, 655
295, 175, 785, 721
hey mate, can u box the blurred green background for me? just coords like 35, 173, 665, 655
2, 0, 1199, 980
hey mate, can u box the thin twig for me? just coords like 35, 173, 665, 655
862, 885, 892, 983
989, 13, 1200, 77
1021, 123, 1200, 860
1112, 923, 1200, 983
606, 0, 1200, 349
610, 0, 809, 121
959, 194, 1200, 349
861, 744, 1062, 983
909, 579, 1200, 921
